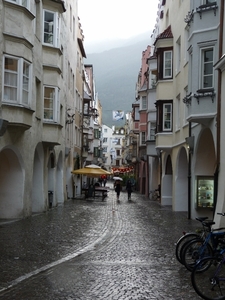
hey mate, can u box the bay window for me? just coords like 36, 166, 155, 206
3, 55, 31, 106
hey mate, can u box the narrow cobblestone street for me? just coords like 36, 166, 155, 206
0, 182, 203, 299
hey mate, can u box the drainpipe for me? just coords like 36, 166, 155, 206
188, 122, 192, 220
214, 0, 224, 216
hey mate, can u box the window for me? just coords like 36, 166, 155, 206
102, 147, 107, 152
7, 0, 29, 8
175, 94, 180, 130
43, 10, 60, 47
3, 55, 31, 106
204, 0, 216, 4
163, 103, 172, 131
201, 48, 213, 89
103, 137, 108, 143
44, 86, 60, 122
149, 122, 156, 140
176, 37, 181, 74
158, 48, 173, 80
104, 128, 107, 133
150, 70, 157, 88
164, 51, 173, 78
134, 106, 140, 120
94, 129, 100, 139
141, 96, 147, 110
94, 147, 99, 157
141, 132, 146, 145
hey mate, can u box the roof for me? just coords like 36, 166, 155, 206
51, 0, 66, 12
83, 91, 91, 100
78, 38, 86, 58
154, 25, 173, 45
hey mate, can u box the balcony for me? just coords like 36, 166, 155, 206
183, 89, 217, 125
155, 132, 173, 151
2, 103, 34, 130
146, 139, 157, 157
133, 121, 139, 134
42, 122, 63, 146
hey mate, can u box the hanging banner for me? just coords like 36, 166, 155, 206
112, 110, 124, 121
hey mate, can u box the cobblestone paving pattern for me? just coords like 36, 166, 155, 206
0, 183, 206, 299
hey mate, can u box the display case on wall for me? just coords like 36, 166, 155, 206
196, 176, 214, 208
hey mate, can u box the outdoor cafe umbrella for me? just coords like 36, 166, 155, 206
71, 165, 111, 177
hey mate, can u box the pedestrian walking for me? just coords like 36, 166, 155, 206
103, 177, 107, 187
126, 179, 132, 201
114, 180, 121, 201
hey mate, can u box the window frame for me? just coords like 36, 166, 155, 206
134, 106, 140, 121
141, 132, 146, 145
94, 129, 100, 139
149, 122, 156, 141
204, 0, 216, 4
141, 96, 147, 110
163, 103, 173, 131
6, 0, 29, 9
3, 55, 32, 106
43, 9, 60, 47
43, 86, 60, 122
200, 47, 214, 89
163, 50, 173, 78
94, 147, 99, 157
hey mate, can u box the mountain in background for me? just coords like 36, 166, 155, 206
84, 32, 152, 127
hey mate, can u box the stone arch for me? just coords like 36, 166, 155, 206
195, 128, 216, 175
47, 150, 56, 208
175, 146, 188, 211
32, 143, 45, 212
56, 151, 64, 204
161, 154, 173, 206
0, 147, 24, 218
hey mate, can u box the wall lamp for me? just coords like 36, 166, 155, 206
185, 136, 195, 154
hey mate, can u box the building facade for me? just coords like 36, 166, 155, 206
0, 0, 84, 218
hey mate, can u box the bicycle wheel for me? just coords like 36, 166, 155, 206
182, 238, 213, 272
149, 191, 157, 200
191, 256, 225, 300
175, 233, 200, 264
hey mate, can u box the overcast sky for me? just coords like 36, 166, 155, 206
78, 0, 159, 44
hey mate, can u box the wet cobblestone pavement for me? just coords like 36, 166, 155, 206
0, 182, 203, 299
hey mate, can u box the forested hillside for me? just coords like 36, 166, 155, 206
84, 33, 151, 127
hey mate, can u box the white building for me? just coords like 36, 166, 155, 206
0, 0, 83, 219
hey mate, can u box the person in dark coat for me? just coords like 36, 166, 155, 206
126, 179, 132, 201
114, 180, 121, 201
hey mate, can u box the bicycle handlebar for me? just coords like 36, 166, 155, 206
217, 213, 225, 216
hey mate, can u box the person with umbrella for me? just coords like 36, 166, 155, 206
126, 179, 132, 201
114, 179, 122, 201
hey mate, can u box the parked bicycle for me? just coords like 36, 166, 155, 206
191, 252, 225, 300
181, 214, 225, 272
149, 189, 159, 200
175, 217, 209, 264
